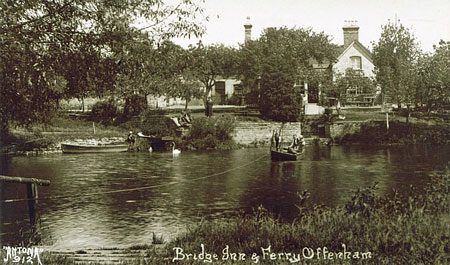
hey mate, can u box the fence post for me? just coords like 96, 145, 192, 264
26, 183, 39, 225
0, 175, 49, 226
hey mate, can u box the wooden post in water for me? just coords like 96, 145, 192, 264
0, 175, 50, 225
26, 183, 38, 225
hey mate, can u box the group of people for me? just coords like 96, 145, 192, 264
272, 130, 305, 153
171, 111, 193, 128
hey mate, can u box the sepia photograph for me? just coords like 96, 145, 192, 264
1, 0, 449, 264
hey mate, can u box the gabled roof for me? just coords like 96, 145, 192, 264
336, 41, 373, 64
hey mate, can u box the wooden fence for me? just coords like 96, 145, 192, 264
0, 175, 50, 225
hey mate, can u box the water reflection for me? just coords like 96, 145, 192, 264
0, 145, 448, 248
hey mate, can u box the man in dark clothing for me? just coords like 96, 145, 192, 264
127, 131, 135, 144
274, 132, 280, 151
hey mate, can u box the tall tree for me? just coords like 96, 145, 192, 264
0, 0, 206, 135
372, 20, 421, 111
162, 42, 204, 110
240, 27, 337, 121
416, 41, 450, 112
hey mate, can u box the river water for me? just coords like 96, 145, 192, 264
0, 145, 449, 248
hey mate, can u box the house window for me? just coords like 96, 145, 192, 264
350, 56, 362, 70
233, 84, 243, 95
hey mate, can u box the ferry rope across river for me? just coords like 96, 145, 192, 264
0, 154, 269, 204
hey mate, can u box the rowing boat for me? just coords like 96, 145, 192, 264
61, 143, 129, 153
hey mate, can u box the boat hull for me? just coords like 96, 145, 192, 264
270, 150, 297, 161
61, 143, 129, 154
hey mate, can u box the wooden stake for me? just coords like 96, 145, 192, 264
26, 183, 38, 225
386, 112, 390, 130
93, 122, 96, 135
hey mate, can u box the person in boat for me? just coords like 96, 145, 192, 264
288, 134, 305, 151
299, 135, 305, 146
287, 146, 297, 154
286, 135, 299, 154
274, 131, 280, 151
271, 130, 276, 149
291, 135, 299, 147
126, 131, 135, 145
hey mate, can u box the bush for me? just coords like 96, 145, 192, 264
90, 100, 118, 125
123, 94, 148, 116
227, 94, 243, 106
245, 89, 260, 106
185, 115, 236, 150
140, 108, 177, 137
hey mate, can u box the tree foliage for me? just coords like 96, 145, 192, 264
372, 20, 420, 108
240, 27, 337, 121
159, 42, 204, 110
415, 41, 450, 111
0, 0, 206, 134
188, 43, 240, 106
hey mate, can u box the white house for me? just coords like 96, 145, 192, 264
303, 21, 376, 114
333, 21, 375, 79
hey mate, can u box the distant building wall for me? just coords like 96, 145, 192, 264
233, 121, 302, 146
212, 78, 241, 97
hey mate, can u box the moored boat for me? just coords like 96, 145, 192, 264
270, 149, 298, 161
61, 143, 129, 153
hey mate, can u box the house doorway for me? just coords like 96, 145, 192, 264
215, 81, 226, 105
308, 81, 319, 103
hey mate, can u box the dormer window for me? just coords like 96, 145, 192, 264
350, 56, 362, 70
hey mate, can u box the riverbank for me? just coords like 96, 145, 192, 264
0, 114, 127, 155
2, 110, 449, 155
330, 120, 450, 145
9, 171, 449, 264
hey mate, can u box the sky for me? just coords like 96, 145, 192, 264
172, 0, 450, 52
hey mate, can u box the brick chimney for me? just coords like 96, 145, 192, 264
343, 20, 359, 48
244, 16, 252, 43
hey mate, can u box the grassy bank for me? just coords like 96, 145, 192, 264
1, 113, 127, 152
9, 172, 449, 264
333, 120, 450, 145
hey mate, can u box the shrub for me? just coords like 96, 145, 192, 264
140, 108, 177, 137
245, 89, 260, 106
185, 115, 236, 149
90, 100, 118, 125
227, 94, 242, 106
